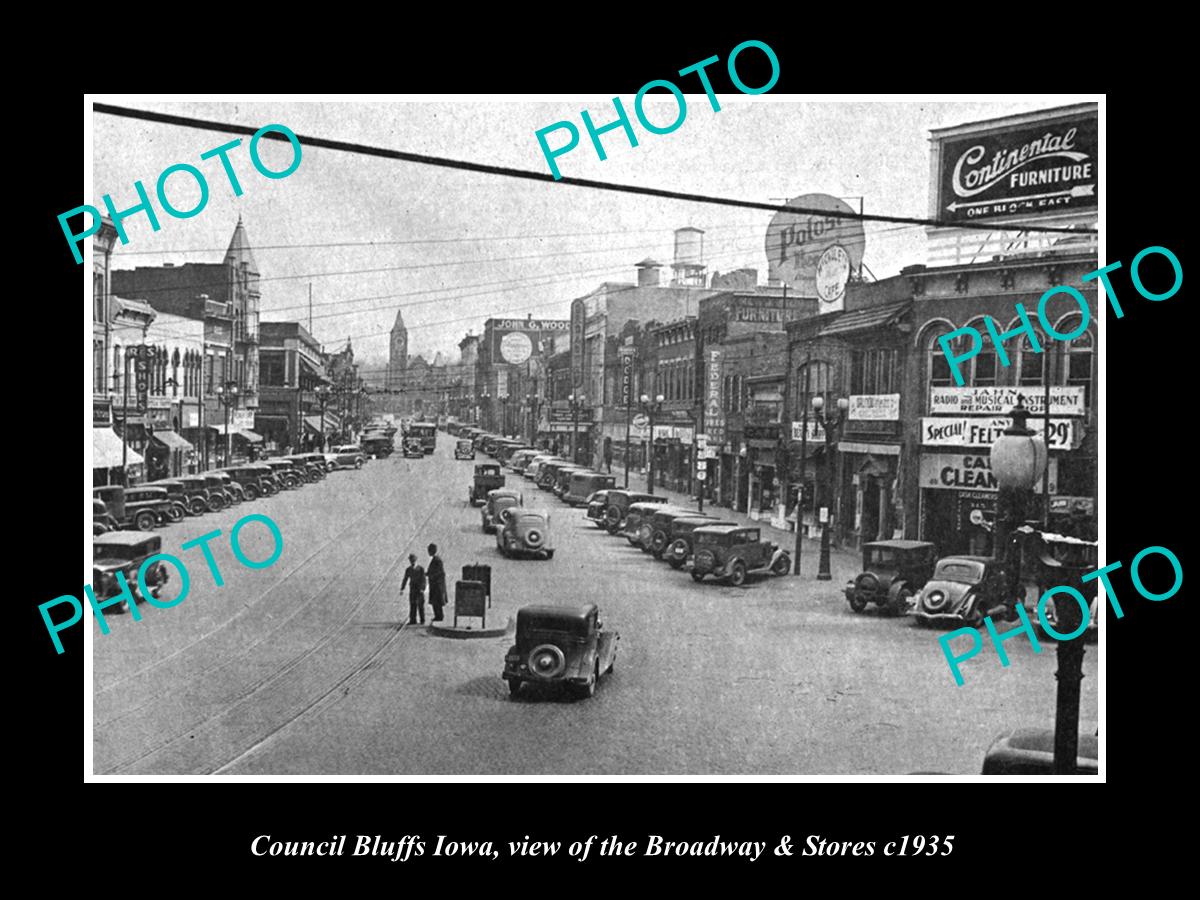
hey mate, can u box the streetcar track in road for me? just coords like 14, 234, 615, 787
100, 466, 448, 775
94, 469, 412, 700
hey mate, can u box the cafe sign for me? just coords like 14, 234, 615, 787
920, 452, 1057, 493
921, 416, 1076, 450
848, 394, 900, 421
929, 386, 1086, 416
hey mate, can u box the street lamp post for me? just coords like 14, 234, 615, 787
568, 393, 586, 465
991, 400, 1081, 774
215, 381, 239, 466
640, 393, 664, 495
811, 394, 849, 581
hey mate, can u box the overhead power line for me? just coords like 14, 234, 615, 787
93, 103, 1096, 236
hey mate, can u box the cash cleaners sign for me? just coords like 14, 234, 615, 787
937, 109, 1097, 221
920, 453, 1058, 493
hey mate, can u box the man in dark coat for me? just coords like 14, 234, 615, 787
427, 543, 447, 622
400, 553, 426, 625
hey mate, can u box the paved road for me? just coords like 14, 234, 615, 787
93, 439, 1098, 775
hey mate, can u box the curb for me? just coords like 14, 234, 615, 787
428, 617, 514, 639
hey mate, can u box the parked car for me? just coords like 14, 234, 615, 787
454, 438, 476, 460
622, 500, 681, 547
482, 487, 523, 533
552, 466, 588, 499
646, 507, 709, 558
503, 603, 617, 699
508, 448, 541, 473
496, 509, 555, 560
329, 445, 366, 470
689, 525, 792, 586
564, 471, 616, 506
284, 454, 328, 481
402, 437, 425, 458
246, 464, 282, 495
536, 460, 572, 491
92, 485, 169, 531
585, 490, 614, 527
93, 531, 171, 610
912, 556, 1009, 627
144, 480, 189, 522
220, 466, 273, 501
469, 463, 506, 505
176, 475, 219, 515
665, 516, 737, 568
481, 434, 503, 456
263, 460, 303, 489
201, 473, 236, 506
496, 441, 534, 465
844, 540, 939, 616
206, 471, 245, 504
525, 455, 564, 482
601, 490, 667, 534
94, 498, 116, 535
981, 727, 1099, 775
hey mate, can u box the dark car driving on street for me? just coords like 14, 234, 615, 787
502, 604, 617, 699
913, 556, 1008, 627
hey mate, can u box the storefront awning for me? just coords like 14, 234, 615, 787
304, 415, 336, 434
152, 430, 193, 451
232, 429, 264, 443
93, 427, 143, 468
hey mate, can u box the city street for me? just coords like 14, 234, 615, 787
93, 439, 1098, 776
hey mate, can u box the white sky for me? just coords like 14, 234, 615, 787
93, 96, 1078, 375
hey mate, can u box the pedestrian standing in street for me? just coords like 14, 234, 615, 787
401, 553, 426, 625
427, 543, 447, 622
603, 439, 612, 474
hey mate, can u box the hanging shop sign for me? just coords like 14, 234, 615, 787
764, 193, 866, 312
570, 298, 586, 388
928, 385, 1086, 416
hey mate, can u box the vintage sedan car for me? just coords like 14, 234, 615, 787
601, 490, 667, 534
912, 556, 1009, 627
402, 437, 425, 458
454, 438, 476, 460
585, 490, 614, 527
495, 441, 534, 465
564, 471, 616, 506
844, 540, 938, 616
503, 604, 617, 699
690, 525, 792, 586
646, 507, 711, 558
206, 471, 245, 504
329, 444, 367, 470
93, 498, 116, 535
175, 475, 219, 515
552, 466, 588, 499
93, 531, 171, 611
92, 485, 168, 531
123, 485, 179, 525
263, 460, 303, 489
622, 501, 681, 547
981, 727, 1099, 775
524, 455, 563, 482
284, 453, 328, 480
482, 487, 523, 533
144, 480, 189, 521
496, 509, 555, 560
469, 463, 506, 505
665, 516, 737, 568
536, 460, 573, 491
219, 466, 273, 501
508, 448, 541, 473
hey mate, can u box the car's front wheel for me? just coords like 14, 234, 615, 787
891, 587, 913, 617
354, 459, 364, 469
772, 554, 791, 576
544, 549, 555, 560
133, 510, 157, 531
728, 561, 748, 587
573, 664, 598, 700
506, 678, 521, 698
167, 503, 186, 522
188, 498, 207, 516
848, 592, 869, 613
691, 571, 705, 583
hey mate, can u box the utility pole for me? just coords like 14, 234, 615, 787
308, 283, 313, 333
793, 350, 811, 575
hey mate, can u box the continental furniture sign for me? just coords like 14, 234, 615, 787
928, 386, 1086, 416
936, 109, 1097, 222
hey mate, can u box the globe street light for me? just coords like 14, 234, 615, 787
215, 381, 240, 466
811, 394, 849, 581
641, 393, 664, 495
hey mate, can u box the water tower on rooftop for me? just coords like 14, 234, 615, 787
671, 227, 706, 286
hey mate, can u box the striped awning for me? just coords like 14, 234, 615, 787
93, 427, 143, 468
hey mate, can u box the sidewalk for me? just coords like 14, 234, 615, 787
616, 466, 861, 583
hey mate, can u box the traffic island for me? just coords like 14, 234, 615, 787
428, 618, 513, 639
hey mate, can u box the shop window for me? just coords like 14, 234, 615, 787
1015, 322, 1048, 387
850, 348, 899, 394
93, 273, 104, 323
1061, 316, 1094, 408
921, 322, 957, 389
795, 360, 834, 417
964, 318, 998, 387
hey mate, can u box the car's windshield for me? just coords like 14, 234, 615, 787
935, 560, 986, 583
